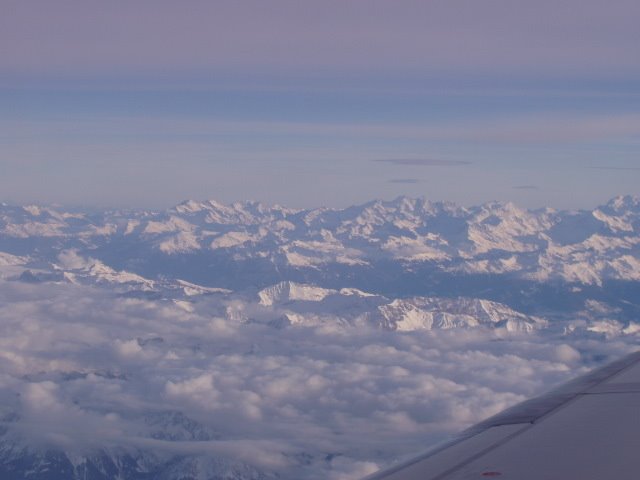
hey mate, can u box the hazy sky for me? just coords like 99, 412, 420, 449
2, 0, 639, 209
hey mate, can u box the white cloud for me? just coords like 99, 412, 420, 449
0, 277, 636, 478
57, 249, 95, 270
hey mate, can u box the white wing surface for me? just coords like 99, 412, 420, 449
366, 351, 640, 480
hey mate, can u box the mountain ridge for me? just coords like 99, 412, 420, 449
1, 195, 638, 286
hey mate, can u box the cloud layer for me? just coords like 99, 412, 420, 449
375, 159, 472, 167
0, 272, 637, 479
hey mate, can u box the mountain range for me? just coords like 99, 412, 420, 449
0, 196, 638, 479
1, 195, 639, 317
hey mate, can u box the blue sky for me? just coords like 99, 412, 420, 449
2, 0, 639, 209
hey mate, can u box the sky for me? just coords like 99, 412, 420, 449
2, 0, 640, 209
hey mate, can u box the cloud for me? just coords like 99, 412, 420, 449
513, 185, 539, 190
589, 166, 640, 171
388, 178, 422, 184
375, 159, 471, 167
0, 275, 637, 478
57, 249, 96, 269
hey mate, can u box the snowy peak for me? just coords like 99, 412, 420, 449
254, 282, 543, 333
258, 281, 335, 306
0, 251, 27, 266
376, 297, 546, 332
171, 199, 297, 226
1, 196, 640, 285
605, 194, 640, 212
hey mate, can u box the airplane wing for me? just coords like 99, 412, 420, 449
365, 351, 640, 480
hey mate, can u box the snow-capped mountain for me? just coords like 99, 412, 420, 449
1, 195, 638, 320
1, 196, 638, 286
252, 281, 545, 332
